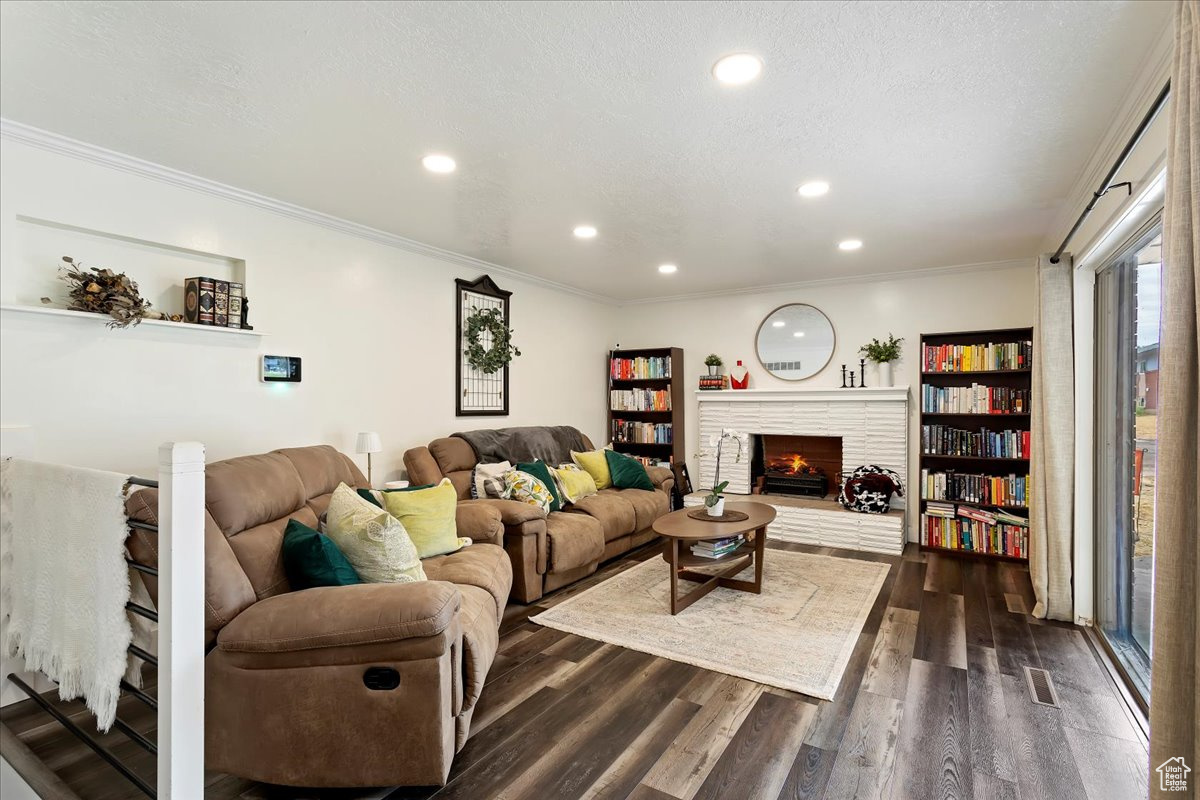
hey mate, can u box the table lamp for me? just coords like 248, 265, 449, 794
355, 431, 382, 486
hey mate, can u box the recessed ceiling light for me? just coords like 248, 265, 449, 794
797, 181, 830, 198
422, 154, 456, 173
793, 331, 806, 338
839, 239, 863, 251
573, 225, 598, 239
658, 264, 678, 274
712, 53, 763, 85
772, 320, 786, 328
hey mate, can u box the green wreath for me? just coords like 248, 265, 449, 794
464, 306, 521, 374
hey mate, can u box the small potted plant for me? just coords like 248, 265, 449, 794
859, 334, 904, 388
705, 481, 730, 517
704, 353, 723, 376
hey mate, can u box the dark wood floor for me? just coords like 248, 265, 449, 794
1, 542, 1149, 800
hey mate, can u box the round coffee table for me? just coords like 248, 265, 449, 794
652, 501, 777, 614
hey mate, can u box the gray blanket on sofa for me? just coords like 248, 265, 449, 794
453, 425, 589, 466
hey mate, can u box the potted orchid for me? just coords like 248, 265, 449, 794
706, 428, 746, 516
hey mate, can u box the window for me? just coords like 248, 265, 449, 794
1093, 221, 1161, 704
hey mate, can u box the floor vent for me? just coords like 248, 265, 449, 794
1024, 666, 1059, 707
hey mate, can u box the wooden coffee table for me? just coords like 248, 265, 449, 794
652, 502, 777, 614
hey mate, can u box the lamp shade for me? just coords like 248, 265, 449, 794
355, 431, 382, 454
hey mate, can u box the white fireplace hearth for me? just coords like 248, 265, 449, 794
691, 387, 909, 555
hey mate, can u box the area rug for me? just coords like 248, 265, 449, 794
530, 550, 889, 700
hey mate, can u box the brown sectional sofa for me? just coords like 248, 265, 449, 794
125, 445, 512, 788
404, 430, 675, 604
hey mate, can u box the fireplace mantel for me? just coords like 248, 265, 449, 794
695, 386, 909, 403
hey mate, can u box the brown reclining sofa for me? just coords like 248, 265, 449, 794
124, 445, 513, 788
404, 426, 675, 604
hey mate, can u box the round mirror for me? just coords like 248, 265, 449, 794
755, 304, 836, 380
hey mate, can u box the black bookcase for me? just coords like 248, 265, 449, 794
918, 327, 1034, 562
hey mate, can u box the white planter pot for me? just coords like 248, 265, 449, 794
707, 364, 720, 376
706, 496, 726, 516
878, 361, 894, 388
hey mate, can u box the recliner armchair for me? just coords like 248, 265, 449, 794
125, 445, 512, 788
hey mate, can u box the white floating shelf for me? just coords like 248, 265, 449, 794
0, 303, 267, 337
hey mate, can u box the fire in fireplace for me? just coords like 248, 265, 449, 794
753, 434, 843, 498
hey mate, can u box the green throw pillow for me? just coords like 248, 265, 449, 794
604, 449, 654, 491
516, 460, 562, 512
281, 518, 362, 590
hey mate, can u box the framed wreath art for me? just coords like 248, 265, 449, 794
456, 275, 517, 416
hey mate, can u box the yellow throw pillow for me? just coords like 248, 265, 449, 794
552, 464, 599, 504
571, 447, 613, 490
380, 478, 462, 559
324, 483, 426, 583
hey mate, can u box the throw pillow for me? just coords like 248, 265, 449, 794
501, 469, 554, 513
571, 447, 614, 490
515, 460, 562, 512
380, 478, 463, 559
551, 464, 598, 504
324, 484, 426, 583
604, 449, 654, 491
357, 485, 434, 508
281, 518, 362, 590
471, 460, 512, 499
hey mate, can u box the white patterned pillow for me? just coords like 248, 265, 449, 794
471, 460, 512, 499
501, 469, 553, 513
323, 483, 426, 583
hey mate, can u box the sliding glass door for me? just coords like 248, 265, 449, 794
1094, 221, 1162, 704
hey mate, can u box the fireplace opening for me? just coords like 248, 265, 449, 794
752, 434, 843, 498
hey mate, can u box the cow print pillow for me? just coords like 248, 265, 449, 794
838, 465, 903, 514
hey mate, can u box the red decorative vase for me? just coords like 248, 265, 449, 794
730, 360, 750, 390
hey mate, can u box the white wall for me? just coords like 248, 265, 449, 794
0, 138, 616, 480
613, 263, 1036, 540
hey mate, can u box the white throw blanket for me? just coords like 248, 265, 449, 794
1, 457, 146, 731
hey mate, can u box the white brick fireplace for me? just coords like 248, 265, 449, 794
691, 387, 909, 555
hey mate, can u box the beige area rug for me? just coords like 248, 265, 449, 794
530, 550, 889, 700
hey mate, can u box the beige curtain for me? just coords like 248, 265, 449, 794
1029, 254, 1075, 621
1150, 2, 1199, 796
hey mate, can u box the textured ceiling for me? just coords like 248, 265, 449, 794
0, 1, 1173, 301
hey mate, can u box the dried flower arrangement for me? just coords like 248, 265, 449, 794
40, 256, 181, 329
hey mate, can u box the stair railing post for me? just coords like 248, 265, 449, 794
156, 441, 206, 799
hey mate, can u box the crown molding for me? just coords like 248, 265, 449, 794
0, 118, 615, 304
617, 257, 1033, 307
1040, 19, 1174, 254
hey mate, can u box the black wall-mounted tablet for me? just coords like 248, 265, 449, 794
262, 355, 302, 382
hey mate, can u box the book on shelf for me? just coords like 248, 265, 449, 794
921, 513, 1028, 558
213, 280, 230, 327
624, 454, 671, 467
957, 505, 998, 525
921, 424, 1030, 458
612, 419, 672, 444
698, 374, 729, 390
922, 383, 1029, 414
922, 340, 1033, 372
610, 355, 672, 380
925, 501, 956, 518
227, 281, 244, 329
691, 535, 744, 558
610, 388, 671, 411
919, 468, 1029, 507
195, 277, 217, 323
